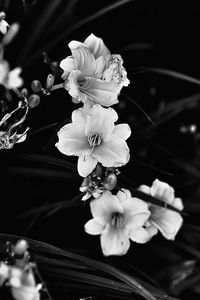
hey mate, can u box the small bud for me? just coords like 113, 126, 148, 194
14, 239, 28, 256
31, 80, 42, 93
103, 173, 117, 191
28, 94, 40, 108
21, 88, 29, 98
46, 74, 55, 90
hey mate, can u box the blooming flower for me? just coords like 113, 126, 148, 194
60, 33, 129, 107
84, 189, 150, 256
0, 60, 23, 89
56, 104, 131, 177
138, 179, 184, 240
0, 12, 9, 35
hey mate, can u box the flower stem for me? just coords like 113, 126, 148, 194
50, 83, 64, 91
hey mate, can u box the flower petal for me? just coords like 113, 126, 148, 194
56, 122, 90, 156
151, 179, 175, 205
85, 105, 118, 142
84, 33, 110, 59
101, 223, 130, 256
152, 210, 183, 240
68, 41, 96, 77
77, 154, 98, 177
129, 227, 152, 244
122, 197, 150, 226
95, 56, 107, 78
66, 70, 87, 102
117, 188, 132, 203
93, 133, 130, 168
81, 77, 120, 107
84, 219, 104, 235
90, 191, 123, 224
114, 124, 131, 141
60, 56, 75, 79
7, 67, 23, 89
138, 184, 151, 195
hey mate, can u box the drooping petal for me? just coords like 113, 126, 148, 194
129, 227, 152, 244
84, 33, 110, 59
80, 77, 120, 107
84, 219, 104, 235
101, 223, 130, 256
93, 133, 130, 168
114, 124, 131, 141
56, 122, 90, 156
90, 191, 123, 225
65, 70, 87, 102
152, 210, 183, 240
60, 56, 75, 79
77, 154, 98, 177
68, 41, 96, 78
151, 179, 175, 205
7, 67, 23, 89
85, 105, 118, 142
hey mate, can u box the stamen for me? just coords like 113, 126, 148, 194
88, 133, 103, 148
111, 212, 124, 228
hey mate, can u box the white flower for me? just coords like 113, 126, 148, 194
138, 179, 184, 240
0, 60, 23, 89
60, 33, 129, 106
0, 12, 9, 35
84, 189, 150, 256
56, 104, 131, 177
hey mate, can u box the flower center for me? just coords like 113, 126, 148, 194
111, 212, 124, 228
88, 133, 103, 148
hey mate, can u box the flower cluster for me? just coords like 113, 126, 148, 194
56, 34, 184, 256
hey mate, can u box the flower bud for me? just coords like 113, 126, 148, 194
28, 94, 40, 108
21, 88, 29, 98
31, 80, 42, 93
14, 240, 28, 256
0, 12, 6, 21
103, 173, 117, 190
46, 74, 55, 90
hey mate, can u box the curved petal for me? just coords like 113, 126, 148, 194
11, 286, 40, 300
129, 227, 152, 243
66, 70, 87, 102
114, 124, 131, 141
151, 179, 175, 205
85, 105, 118, 142
81, 77, 120, 107
60, 56, 75, 79
152, 210, 183, 240
173, 197, 184, 211
84, 219, 104, 235
90, 191, 123, 224
93, 133, 130, 168
95, 56, 107, 78
101, 223, 130, 256
78, 154, 98, 177
117, 188, 132, 203
138, 184, 151, 195
84, 33, 110, 59
71, 107, 85, 123
122, 197, 150, 219
56, 123, 90, 156
68, 41, 96, 77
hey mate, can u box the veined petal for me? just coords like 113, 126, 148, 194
93, 133, 130, 168
151, 179, 175, 205
7, 67, 23, 89
85, 105, 118, 142
84, 33, 110, 59
68, 41, 96, 77
60, 56, 75, 79
80, 77, 120, 107
66, 70, 87, 102
152, 210, 183, 240
129, 227, 152, 244
114, 124, 131, 141
101, 223, 130, 256
77, 154, 98, 177
84, 219, 104, 235
90, 191, 123, 224
56, 123, 90, 156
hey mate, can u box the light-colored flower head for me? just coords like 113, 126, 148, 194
60, 33, 129, 107
138, 179, 184, 240
0, 60, 23, 89
10, 267, 41, 300
85, 189, 150, 256
56, 104, 131, 177
0, 12, 9, 35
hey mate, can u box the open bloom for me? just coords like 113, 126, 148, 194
138, 179, 184, 240
60, 33, 129, 107
56, 104, 131, 177
0, 60, 23, 89
85, 189, 150, 256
